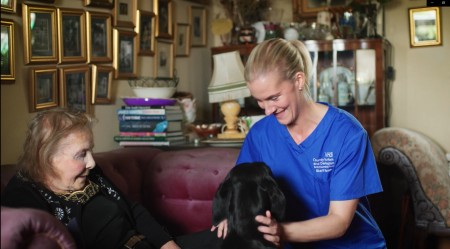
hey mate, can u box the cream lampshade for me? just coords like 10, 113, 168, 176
208, 51, 251, 139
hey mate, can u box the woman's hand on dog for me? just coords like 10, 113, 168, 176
255, 210, 283, 248
211, 219, 228, 238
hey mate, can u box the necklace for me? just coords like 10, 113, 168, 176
55, 180, 100, 204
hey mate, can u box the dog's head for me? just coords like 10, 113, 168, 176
212, 162, 286, 247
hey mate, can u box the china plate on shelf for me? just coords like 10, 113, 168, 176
201, 138, 244, 147
121, 97, 177, 106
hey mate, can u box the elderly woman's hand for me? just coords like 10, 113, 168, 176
210, 219, 228, 238
255, 210, 283, 248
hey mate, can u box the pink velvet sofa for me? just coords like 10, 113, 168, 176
1, 147, 239, 248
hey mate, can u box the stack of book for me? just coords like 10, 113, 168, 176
114, 105, 187, 146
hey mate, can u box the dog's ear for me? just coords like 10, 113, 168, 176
212, 176, 232, 225
262, 177, 286, 221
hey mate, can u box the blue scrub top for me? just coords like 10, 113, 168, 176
237, 103, 386, 249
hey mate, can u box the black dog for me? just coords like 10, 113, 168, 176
212, 162, 286, 249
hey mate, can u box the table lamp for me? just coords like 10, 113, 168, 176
208, 51, 250, 139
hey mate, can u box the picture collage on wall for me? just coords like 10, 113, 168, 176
0, 0, 208, 114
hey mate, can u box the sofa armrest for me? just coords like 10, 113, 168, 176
372, 127, 450, 231
142, 148, 239, 235
1, 206, 76, 249
93, 147, 163, 203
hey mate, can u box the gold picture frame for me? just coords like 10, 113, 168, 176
59, 65, 91, 113
113, 28, 138, 79
154, 39, 174, 79
113, 0, 137, 28
92, 65, 114, 104
1, 19, 15, 82
30, 67, 58, 112
83, 0, 114, 8
175, 23, 191, 57
136, 10, 156, 56
22, 4, 58, 64
86, 11, 112, 63
1, 0, 16, 13
154, 0, 173, 39
409, 7, 442, 48
57, 8, 87, 64
189, 6, 207, 47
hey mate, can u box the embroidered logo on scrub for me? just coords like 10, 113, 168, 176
313, 152, 335, 173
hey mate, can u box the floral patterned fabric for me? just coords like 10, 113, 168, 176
372, 127, 450, 228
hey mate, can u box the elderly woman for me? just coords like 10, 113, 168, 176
1, 108, 218, 249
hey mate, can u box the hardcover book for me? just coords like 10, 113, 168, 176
118, 120, 183, 132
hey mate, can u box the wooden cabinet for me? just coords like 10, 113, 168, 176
211, 38, 387, 137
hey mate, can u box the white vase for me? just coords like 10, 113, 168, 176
284, 26, 299, 41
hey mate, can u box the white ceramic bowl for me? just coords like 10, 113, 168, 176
131, 87, 176, 99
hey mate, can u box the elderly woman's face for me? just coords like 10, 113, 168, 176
47, 130, 95, 193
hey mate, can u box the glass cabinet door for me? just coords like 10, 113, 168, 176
306, 39, 385, 137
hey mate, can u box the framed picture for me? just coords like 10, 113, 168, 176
1, 0, 16, 13
83, 0, 114, 8
292, 0, 347, 20
175, 23, 191, 57
113, 0, 137, 28
1, 19, 15, 82
185, 0, 210, 4
136, 10, 156, 56
91, 65, 114, 104
22, 4, 58, 64
30, 67, 58, 111
409, 7, 442, 48
189, 6, 207, 47
154, 39, 174, 79
87, 11, 112, 63
30, 0, 55, 3
113, 29, 138, 79
59, 65, 91, 113
154, 0, 173, 39
57, 8, 87, 63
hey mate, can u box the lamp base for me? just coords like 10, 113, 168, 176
218, 132, 246, 139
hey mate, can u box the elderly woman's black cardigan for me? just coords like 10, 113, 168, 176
1, 166, 173, 249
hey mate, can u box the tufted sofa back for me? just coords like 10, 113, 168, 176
143, 148, 238, 235
93, 147, 163, 203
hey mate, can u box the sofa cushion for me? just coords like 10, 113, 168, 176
143, 148, 239, 235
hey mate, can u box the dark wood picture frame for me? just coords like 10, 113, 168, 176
113, 28, 138, 79
91, 64, 114, 104
57, 8, 87, 64
22, 4, 58, 64
30, 67, 59, 112
154, 0, 173, 39
292, 0, 347, 21
154, 39, 174, 79
1, 19, 15, 82
86, 11, 112, 63
59, 65, 91, 113
189, 5, 207, 47
136, 10, 156, 56
175, 23, 191, 57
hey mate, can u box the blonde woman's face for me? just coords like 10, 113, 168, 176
248, 71, 303, 126
47, 130, 95, 193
